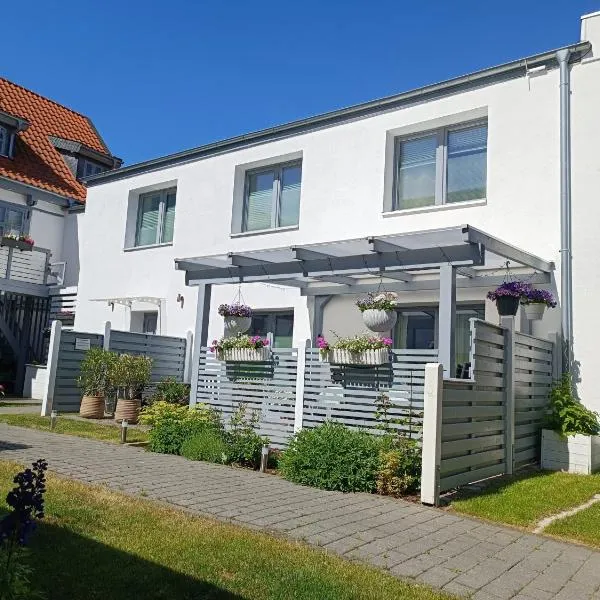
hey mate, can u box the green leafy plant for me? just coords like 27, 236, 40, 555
140, 401, 223, 454
317, 334, 393, 357
150, 377, 190, 406
279, 422, 382, 492
110, 354, 153, 400
376, 438, 421, 497
77, 347, 118, 397
545, 373, 600, 436
181, 429, 228, 463
225, 403, 269, 468
211, 334, 269, 354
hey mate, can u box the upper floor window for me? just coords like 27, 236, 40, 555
0, 126, 11, 157
81, 159, 106, 178
0, 204, 26, 236
243, 161, 302, 232
134, 187, 176, 247
394, 122, 487, 210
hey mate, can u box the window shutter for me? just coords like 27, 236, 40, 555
278, 165, 302, 227
245, 171, 274, 231
136, 194, 161, 246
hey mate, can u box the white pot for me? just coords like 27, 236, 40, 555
362, 309, 397, 333
223, 315, 251, 336
218, 346, 271, 362
323, 348, 389, 366
523, 303, 546, 321
541, 429, 600, 474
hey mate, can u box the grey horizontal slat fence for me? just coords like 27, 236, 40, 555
50, 330, 104, 412
303, 348, 437, 439
513, 331, 555, 468
195, 347, 297, 448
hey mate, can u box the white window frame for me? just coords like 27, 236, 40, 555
134, 187, 176, 247
393, 120, 487, 210
242, 160, 302, 232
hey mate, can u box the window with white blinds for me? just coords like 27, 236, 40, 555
243, 162, 302, 232
134, 187, 177, 246
394, 122, 487, 209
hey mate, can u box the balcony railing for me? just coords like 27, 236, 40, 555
0, 245, 51, 292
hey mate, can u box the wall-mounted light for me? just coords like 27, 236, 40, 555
177, 293, 184, 308
108, 301, 115, 312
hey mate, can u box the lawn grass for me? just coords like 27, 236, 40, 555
545, 501, 600, 547
0, 413, 148, 444
0, 461, 453, 600
451, 470, 600, 527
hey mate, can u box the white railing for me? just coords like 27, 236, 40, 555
0, 245, 50, 286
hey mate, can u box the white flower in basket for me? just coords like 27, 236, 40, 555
213, 334, 271, 363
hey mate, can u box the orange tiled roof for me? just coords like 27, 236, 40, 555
0, 77, 113, 203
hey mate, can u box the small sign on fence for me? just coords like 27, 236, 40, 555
75, 338, 91, 351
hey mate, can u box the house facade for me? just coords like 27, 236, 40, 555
0, 77, 120, 392
77, 12, 600, 408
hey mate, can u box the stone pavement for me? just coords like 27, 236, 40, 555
1, 424, 600, 600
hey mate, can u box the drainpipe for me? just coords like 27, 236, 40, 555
557, 49, 573, 372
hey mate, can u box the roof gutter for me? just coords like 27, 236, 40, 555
86, 41, 591, 187
557, 48, 573, 372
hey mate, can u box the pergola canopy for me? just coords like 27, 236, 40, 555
175, 225, 554, 295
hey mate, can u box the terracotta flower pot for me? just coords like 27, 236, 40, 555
114, 398, 142, 424
79, 395, 105, 419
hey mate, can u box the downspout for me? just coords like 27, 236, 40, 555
557, 49, 573, 372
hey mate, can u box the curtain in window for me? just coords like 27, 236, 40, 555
446, 125, 487, 203
162, 191, 176, 243
279, 165, 301, 227
397, 136, 437, 209
245, 171, 274, 231
136, 194, 161, 246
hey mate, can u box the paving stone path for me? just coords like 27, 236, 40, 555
1, 423, 600, 600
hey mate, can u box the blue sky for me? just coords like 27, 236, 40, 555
4, 1, 599, 165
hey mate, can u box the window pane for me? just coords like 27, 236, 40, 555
278, 165, 301, 227
395, 310, 436, 349
162, 191, 176, 243
446, 125, 487, 203
273, 313, 294, 347
142, 312, 158, 334
245, 171, 274, 231
0, 127, 8, 156
396, 136, 437, 209
455, 306, 485, 376
136, 194, 161, 246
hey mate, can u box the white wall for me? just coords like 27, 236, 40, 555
75, 13, 600, 406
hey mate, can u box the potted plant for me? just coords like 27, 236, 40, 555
111, 354, 153, 424
0, 233, 35, 252
521, 287, 557, 321
541, 374, 600, 474
211, 334, 270, 362
218, 303, 252, 336
77, 347, 118, 419
318, 334, 392, 366
356, 292, 398, 332
486, 281, 528, 317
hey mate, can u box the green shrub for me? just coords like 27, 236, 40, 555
140, 401, 223, 454
225, 403, 269, 469
150, 377, 190, 406
546, 373, 600, 436
181, 429, 228, 463
376, 438, 421, 497
77, 347, 118, 396
279, 422, 382, 492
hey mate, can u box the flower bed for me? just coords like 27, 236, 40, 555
1, 233, 35, 251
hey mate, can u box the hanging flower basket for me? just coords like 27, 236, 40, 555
521, 288, 557, 321
218, 303, 252, 336
317, 335, 392, 366
1, 234, 34, 252
212, 334, 270, 363
356, 292, 399, 332
487, 281, 529, 317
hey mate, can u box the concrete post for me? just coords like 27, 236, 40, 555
500, 316, 515, 475
438, 265, 456, 378
421, 363, 443, 506
103, 320, 112, 351
183, 330, 194, 384
41, 320, 62, 416
294, 339, 309, 432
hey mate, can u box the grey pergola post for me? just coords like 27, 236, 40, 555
189, 284, 212, 407
310, 295, 332, 343
438, 264, 456, 379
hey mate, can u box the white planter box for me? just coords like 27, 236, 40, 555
321, 348, 389, 366
218, 347, 271, 362
23, 364, 47, 400
541, 429, 600, 474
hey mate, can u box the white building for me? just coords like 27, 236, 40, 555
77, 12, 600, 408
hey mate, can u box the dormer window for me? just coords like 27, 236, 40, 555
81, 159, 106, 178
0, 125, 12, 157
